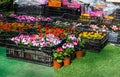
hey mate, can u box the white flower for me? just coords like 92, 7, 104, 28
68, 34, 77, 40
66, 43, 74, 48
62, 43, 67, 49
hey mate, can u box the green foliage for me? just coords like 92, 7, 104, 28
63, 47, 74, 57
53, 50, 64, 63
76, 39, 85, 51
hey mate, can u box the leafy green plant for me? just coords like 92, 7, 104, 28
53, 47, 64, 63
75, 39, 85, 51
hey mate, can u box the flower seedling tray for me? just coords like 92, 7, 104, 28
84, 39, 108, 52
50, 17, 79, 28
79, 31, 108, 52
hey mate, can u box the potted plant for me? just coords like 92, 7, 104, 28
75, 39, 85, 58
53, 47, 64, 69
65, 34, 77, 60
62, 43, 74, 66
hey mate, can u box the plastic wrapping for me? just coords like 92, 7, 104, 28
90, 0, 119, 15
103, 2, 119, 15
76, 0, 96, 4
77, 0, 119, 16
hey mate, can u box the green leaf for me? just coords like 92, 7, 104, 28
57, 59, 62, 63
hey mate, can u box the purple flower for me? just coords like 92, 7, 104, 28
26, 20, 31, 23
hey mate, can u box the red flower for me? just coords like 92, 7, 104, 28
56, 47, 63, 52
50, 28, 54, 33
39, 30, 43, 33
60, 33, 65, 38
0, 25, 3, 29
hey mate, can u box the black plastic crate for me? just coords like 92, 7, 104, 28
118, 37, 120, 43
62, 13, 79, 20
108, 32, 118, 43
5, 37, 65, 66
6, 43, 53, 66
0, 31, 19, 39
115, 9, 120, 20
14, 4, 45, 16
43, 6, 81, 17
80, 31, 108, 52
84, 39, 108, 52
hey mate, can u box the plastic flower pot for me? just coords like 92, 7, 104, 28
53, 60, 62, 69
76, 50, 83, 58
63, 57, 71, 66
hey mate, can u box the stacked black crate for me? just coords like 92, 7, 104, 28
14, 4, 45, 16
115, 9, 120, 20
43, 6, 81, 17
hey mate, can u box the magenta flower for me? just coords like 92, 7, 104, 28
9, 13, 16, 17
45, 17, 52, 21
73, 39, 78, 46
